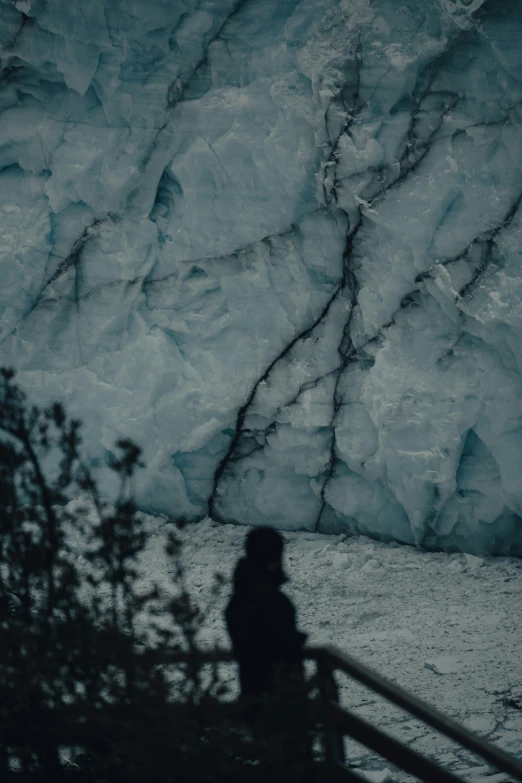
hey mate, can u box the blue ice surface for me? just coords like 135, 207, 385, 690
1, 0, 522, 555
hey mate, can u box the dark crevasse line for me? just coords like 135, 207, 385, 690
0, 217, 107, 347
43, 218, 105, 295
213, 112, 494, 478
383, 183, 522, 325
326, 30, 468, 209
165, 0, 297, 109
332, 179, 522, 396
145, 0, 312, 283
230, 32, 520, 531
0, 8, 238, 340
458, 188, 522, 300
313, 40, 473, 479
322, 189, 522, 538
1, 2, 250, 344
0, 5, 29, 57
139, 0, 261, 174
206, 36, 365, 522
146, 203, 325, 286
412, 122, 522, 286
322, 38, 364, 207
207, 262, 352, 523
364, 33, 470, 206
313, 229, 360, 532
290, 179, 522, 427
235, 48, 469, 522
206, 27, 472, 525
319, 185, 522, 516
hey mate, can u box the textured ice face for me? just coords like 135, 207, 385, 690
1, 0, 522, 555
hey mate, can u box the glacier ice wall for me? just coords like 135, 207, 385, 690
1, 0, 522, 555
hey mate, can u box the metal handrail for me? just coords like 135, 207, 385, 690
312, 644, 522, 781
161, 645, 522, 781
329, 701, 463, 783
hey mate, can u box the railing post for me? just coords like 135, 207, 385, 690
317, 650, 346, 768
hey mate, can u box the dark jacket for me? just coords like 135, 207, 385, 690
225, 558, 307, 696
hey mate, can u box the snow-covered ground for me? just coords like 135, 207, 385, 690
139, 518, 522, 782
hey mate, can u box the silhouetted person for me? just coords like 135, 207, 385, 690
225, 528, 313, 781
225, 527, 307, 699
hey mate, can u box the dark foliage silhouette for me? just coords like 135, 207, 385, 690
0, 369, 247, 780
0, 369, 321, 781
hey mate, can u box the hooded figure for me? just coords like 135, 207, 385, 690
225, 527, 307, 697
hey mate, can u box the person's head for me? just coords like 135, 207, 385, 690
245, 527, 284, 569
